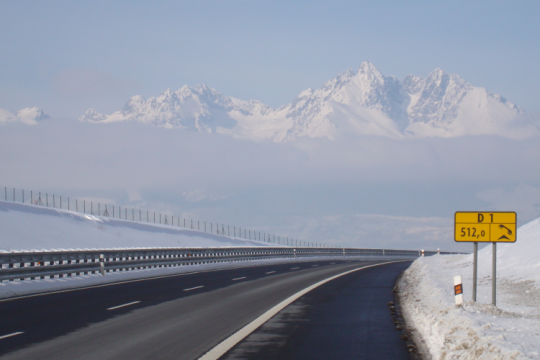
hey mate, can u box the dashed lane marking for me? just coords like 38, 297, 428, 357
0, 332, 24, 340
107, 301, 141, 310
232, 277, 247, 281
184, 286, 204, 291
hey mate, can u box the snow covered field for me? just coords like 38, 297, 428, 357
0, 200, 273, 252
399, 218, 540, 359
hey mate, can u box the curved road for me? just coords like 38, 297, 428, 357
0, 259, 411, 359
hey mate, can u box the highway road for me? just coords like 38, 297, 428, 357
0, 258, 412, 359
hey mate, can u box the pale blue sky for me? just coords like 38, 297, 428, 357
1, 1, 540, 251
1, 0, 539, 117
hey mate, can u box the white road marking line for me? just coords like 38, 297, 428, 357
290, 267, 299, 270
198, 261, 405, 360
184, 285, 204, 291
106, 301, 141, 310
1, 258, 375, 303
265, 271, 276, 274
0, 263, 281, 303
0, 332, 24, 340
232, 277, 247, 281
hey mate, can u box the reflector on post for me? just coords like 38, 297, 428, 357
454, 275, 463, 306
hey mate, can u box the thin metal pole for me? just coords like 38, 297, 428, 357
22, 189, 24, 203
13, 188, 15, 202
492, 242, 497, 306
473, 242, 478, 302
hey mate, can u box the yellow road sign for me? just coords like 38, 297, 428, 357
454, 212, 516, 242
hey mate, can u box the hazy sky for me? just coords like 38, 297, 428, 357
1, 120, 540, 252
1, 1, 539, 252
1, 0, 539, 118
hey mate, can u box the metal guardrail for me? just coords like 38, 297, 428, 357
0, 247, 458, 282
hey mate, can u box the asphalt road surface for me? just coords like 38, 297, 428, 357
0, 258, 412, 359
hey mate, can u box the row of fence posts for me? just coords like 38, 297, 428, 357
3, 186, 338, 248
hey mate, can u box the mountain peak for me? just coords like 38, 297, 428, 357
78, 63, 533, 140
0, 107, 49, 125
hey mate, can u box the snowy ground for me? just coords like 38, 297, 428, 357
399, 218, 540, 359
0, 200, 274, 252
0, 200, 387, 300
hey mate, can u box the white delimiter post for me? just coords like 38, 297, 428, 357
454, 275, 463, 306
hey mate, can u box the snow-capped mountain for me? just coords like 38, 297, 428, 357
80, 62, 535, 141
0, 107, 49, 125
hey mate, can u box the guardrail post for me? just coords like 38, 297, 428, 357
99, 254, 105, 276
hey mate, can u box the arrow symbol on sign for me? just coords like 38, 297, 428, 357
498, 224, 512, 235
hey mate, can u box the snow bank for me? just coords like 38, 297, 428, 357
0, 200, 273, 252
399, 218, 540, 359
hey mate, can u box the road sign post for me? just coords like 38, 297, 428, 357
473, 242, 478, 302
492, 243, 496, 305
454, 212, 516, 306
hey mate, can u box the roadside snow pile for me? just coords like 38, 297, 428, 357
0, 200, 273, 251
399, 218, 540, 359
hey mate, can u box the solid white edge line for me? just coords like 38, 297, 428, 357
106, 301, 141, 310
198, 261, 403, 360
232, 277, 246, 281
0, 332, 24, 340
184, 285, 204, 291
